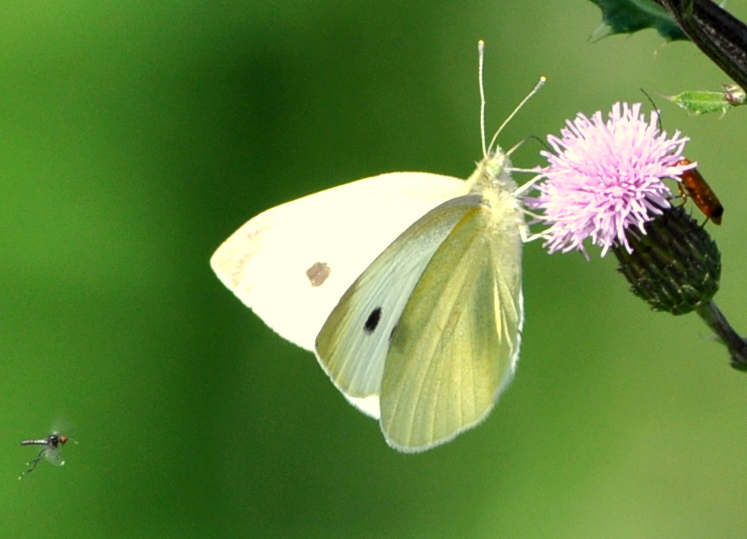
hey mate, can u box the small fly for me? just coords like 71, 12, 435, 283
18, 432, 72, 479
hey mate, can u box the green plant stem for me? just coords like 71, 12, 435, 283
695, 301, 747, 370
652, 0, 747, 89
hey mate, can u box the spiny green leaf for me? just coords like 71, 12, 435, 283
588, 0, 687, 41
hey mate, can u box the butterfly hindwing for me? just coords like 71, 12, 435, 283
315, 195, 482, 416
380, 201, 524, 451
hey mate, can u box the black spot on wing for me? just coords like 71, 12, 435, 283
305, 262, 331, 287
364, 307, 382, 334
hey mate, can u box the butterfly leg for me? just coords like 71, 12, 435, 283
512, 173, 545, 198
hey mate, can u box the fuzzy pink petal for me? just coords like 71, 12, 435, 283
526, 103, 693, 257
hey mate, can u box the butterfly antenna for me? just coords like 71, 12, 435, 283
486, 76, 547, 155
478, 40, 487, 157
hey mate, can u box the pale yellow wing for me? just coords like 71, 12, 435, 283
380, 204, 524, 452
315, 195, 482, 416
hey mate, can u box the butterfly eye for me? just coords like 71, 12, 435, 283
364, 307, 382, 333
306, 262, 331, 287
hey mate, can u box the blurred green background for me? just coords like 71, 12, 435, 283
2, 1, 747, 537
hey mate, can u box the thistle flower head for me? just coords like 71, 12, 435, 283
527, 103, 694, 257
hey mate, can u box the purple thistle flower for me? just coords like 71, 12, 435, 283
527, 103, 695, 257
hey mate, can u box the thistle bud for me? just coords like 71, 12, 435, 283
613, 205, 720, 314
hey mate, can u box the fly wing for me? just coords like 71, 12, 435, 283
44, 447, 66, 467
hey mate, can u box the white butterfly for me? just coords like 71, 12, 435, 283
212, 42, 544, 452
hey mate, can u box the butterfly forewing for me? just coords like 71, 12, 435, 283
380, 203, 523, 452
211, 173, 466, 351
316, 195, 482, 408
